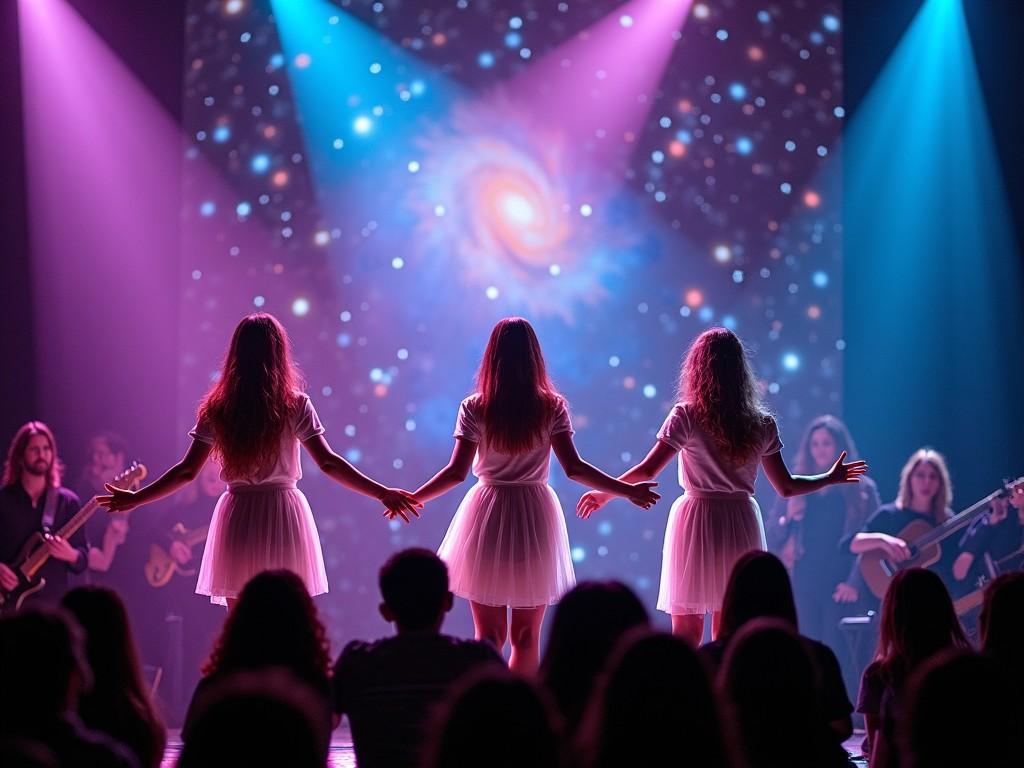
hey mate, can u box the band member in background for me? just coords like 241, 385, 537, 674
845, 447, 957, 594
767, 415, 880, 650
77, 431, 131, 574
953, 481, 1024, 588
0, 421, 88, 606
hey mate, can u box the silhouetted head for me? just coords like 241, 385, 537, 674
721, 618, 847, 768
903, 649, 1020, 768
875, 568, 968, 685
719, 550, 798, 638
539, 581, 649, 733
178, 669, 329, 768
423, 671, 564, 768
979, 571, 1024, 686
580, 629, 734, 768
203, 570, 330, 689
378, 548, 453, 632
0, 609, 91, 733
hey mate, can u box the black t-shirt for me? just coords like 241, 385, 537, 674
701, 633, 853, 726
0, 484, 87, 605
843, 503, 958, 594
959, 511, 1024, 581
332, 633, 504, 768
792, 489, 853, 590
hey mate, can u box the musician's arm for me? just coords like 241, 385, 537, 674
99, 440, 213, 513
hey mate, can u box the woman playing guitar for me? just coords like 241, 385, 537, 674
848, 448, 957, 598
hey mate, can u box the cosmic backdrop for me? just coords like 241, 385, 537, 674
179, 0, 844, 639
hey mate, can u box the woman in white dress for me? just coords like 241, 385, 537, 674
403, 318, 659, 672
578, 327, 867, 645
99, 313, 420, 606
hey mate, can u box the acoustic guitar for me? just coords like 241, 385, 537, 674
144, 523, 209, 588
860, 476, 1023, 599
0, 463, 147, 615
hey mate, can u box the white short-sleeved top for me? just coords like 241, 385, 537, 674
189, 394, 325, 487
454, 395, 574, 484
656, 402, 782, 495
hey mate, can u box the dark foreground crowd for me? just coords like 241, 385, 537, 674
1, 548, 1022, 768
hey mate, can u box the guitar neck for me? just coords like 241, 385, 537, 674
23, 497, 98, 575
911, 487, 1012, 550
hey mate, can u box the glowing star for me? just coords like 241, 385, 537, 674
293, 53, 312, 69
353, 116, 373, 135
803, 190, 821, 208
292, 298, 310, 316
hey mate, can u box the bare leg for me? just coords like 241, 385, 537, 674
710, 610, 721, 641
671, 613, 705, 646
226, 597, 237, 612
509, 606, 546, 674
471, 601, 509, 657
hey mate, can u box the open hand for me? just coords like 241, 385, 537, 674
170, 540, 193, 565
627, 482, 660, 510
577, 490, 613, 519
380, 489, 423, 524
827, 451, 868, 485
98, 484, 141, 513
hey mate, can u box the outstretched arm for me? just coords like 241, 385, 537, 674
302, 434, 422, 522
761, 450, 867, 499
409, 438, 478, 504
576, 440, 678, 518
98, 439, 213, 513
551, 432, 660, 509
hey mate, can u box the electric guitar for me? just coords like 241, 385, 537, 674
144, 523, 209, 588
0, 463, 146, 615
860, 476, 1024, 599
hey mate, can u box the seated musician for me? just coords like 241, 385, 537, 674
0, 422, 87, 607
842, 448, 957, 602
953, 482, 1024, 588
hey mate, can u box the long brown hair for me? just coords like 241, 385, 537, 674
895, 448, 952, 524
679, 328, 770, 465
475, 318, 561, 455
61, 587, 166, 767
2, 421, 63, 488
794, 415, 873, 537
874, 568, 968, 687
197, 314, 304, 480
202, 570, 331, 688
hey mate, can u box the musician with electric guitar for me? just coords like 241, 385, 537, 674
1, 422, 87, 610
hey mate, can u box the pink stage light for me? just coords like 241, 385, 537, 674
497, 0, 693, 174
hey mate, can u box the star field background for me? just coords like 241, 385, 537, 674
179, 0, 843, 639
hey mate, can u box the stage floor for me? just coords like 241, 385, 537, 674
159, 726, 870, 767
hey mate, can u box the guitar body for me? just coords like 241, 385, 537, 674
860, 519, 941, 599
0, 533, 50, 617
144, 544, 178, 588
144, 523, 207, 588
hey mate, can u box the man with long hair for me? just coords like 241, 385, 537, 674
0, 421, 88, 606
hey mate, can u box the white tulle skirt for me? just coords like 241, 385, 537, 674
437, 481, 575, 608
196, 484, 329, 606
657, 491, 766, 615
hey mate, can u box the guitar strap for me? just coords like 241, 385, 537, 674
41, 487, 59, 531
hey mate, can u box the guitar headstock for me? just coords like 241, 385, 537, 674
1006, 476, 1024, 507
111, 462, 147, 492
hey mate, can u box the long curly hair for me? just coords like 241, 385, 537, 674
197, 314, 305, 480
678, 328, 770, 465
475, 317, 561, 455
202, 570, 331, 690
